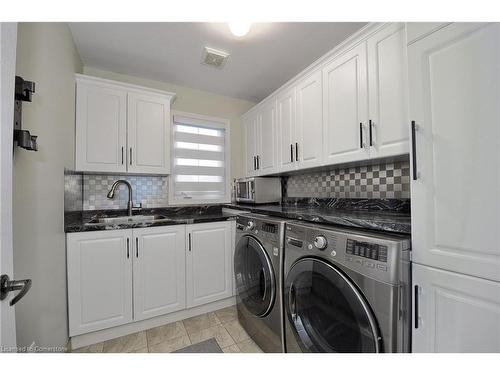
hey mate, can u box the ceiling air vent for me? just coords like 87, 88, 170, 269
202, 47, 230, 69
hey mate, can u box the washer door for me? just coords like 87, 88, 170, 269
234, 235, 276, 318
284, 258, 381, 352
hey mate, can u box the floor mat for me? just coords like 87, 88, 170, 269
173, 338, 223, 353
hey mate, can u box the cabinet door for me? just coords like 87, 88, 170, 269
132, 226, 186, 321
277, 87, 297, 172
409, 23, 500, 282
127, 92, 171, 174
67, 230, 133, 336
186, 221, 233, 308
75, 80, 127, 173
322, 43, 369, 165
243, 114, 257, 177
296, 70, 323, 169
413, 264, 500, 353
406, 22, 451, 45
367, 23, 409, 158
257, 99, 278, 175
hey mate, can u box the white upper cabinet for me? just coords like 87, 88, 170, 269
257, 99, 278, 175
186, 221, 233, 308
132, 226, 186, 321
413, 264, 500, 352
277, 86, 297, 172
367, 23, 409, 158
75, 79, 128, 173
296, 70, 323, 169
75, 75, 174, 174
67, 230, 133, 336
127, 92, 171, 174
408, 23, 500, 282
323, 42, 369, 164
243, 112, 259, 177
240, 23, 415, 178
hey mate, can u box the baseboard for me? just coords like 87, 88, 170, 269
70, 296, 236, 350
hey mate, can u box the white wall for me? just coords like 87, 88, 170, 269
13, 23, 82, 348
82, 67, 256, 179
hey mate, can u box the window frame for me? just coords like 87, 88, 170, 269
169, 110, 231, 206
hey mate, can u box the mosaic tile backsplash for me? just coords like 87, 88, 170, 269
283, 160, 410, 199
64, 171, 169, 211
64, 159, 409, 211
64, 171, 83, 212
83, 174, 169, 210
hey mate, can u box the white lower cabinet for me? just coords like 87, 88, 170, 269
186, 221, 233, 308
413, 263, 500, 353
67, 230, 133, 336
67, 221, 234, 336
132, 226, 186, 321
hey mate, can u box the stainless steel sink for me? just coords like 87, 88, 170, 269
85, 215, 170, 225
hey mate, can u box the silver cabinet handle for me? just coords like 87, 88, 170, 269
414, 285, 420, 329
136, 237, 139, 258
359, 122, 364, 148
188, 233, 192, 251
121, 147, 124, 165
130, 147, 133, 165
0, 274, 32, 306
411, 121, 418, 180
127, 238, 130, 258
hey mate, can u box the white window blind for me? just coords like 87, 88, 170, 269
171, 114, 229, 203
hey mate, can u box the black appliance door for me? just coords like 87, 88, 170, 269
237, 181, 250, 200
234, 235, 275, 317
284, 258, 381, 353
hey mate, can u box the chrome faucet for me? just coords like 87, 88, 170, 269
107, 179, 133, 216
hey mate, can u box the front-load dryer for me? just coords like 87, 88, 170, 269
283, 221, 411, 353
234, 213, 286, 353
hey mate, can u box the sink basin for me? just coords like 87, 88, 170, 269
85, 215, 169, 225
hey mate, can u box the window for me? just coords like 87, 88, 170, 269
169, 111, 230, 205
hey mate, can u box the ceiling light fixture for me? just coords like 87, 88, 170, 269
228, 22, 251, 37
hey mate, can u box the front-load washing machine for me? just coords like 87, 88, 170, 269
234, 213, 286, 353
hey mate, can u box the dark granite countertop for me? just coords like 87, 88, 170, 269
65, 199, 411, 235
65, 206, 236, 233
224, 198, 411, 234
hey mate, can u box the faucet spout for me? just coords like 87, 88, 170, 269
107, 179, 133, 216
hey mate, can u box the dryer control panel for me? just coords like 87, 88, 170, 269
346, 240, 388, 263
285, 221, 410, 285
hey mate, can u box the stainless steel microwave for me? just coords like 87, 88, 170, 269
235, 177, 281, 204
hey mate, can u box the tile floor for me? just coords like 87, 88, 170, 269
72, 305, 263, 353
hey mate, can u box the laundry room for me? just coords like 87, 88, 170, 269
0, 1, 499, 374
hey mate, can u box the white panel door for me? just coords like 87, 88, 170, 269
409, 23, 500, 282
413, 263, 500, 353
75, 80, 127, 173
186, 221, 233, 308
132, 226, 186, 321
127, 92, 171, 174
257, 98, 278, 175
296, 70, 323, 169
277, 87, 297, 172
367, 23, 409, 158
322, 43, 369, 165
243, 114, 257, 177
67, 230, 133, 336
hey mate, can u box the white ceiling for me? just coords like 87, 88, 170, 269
69, 22, 367, 102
